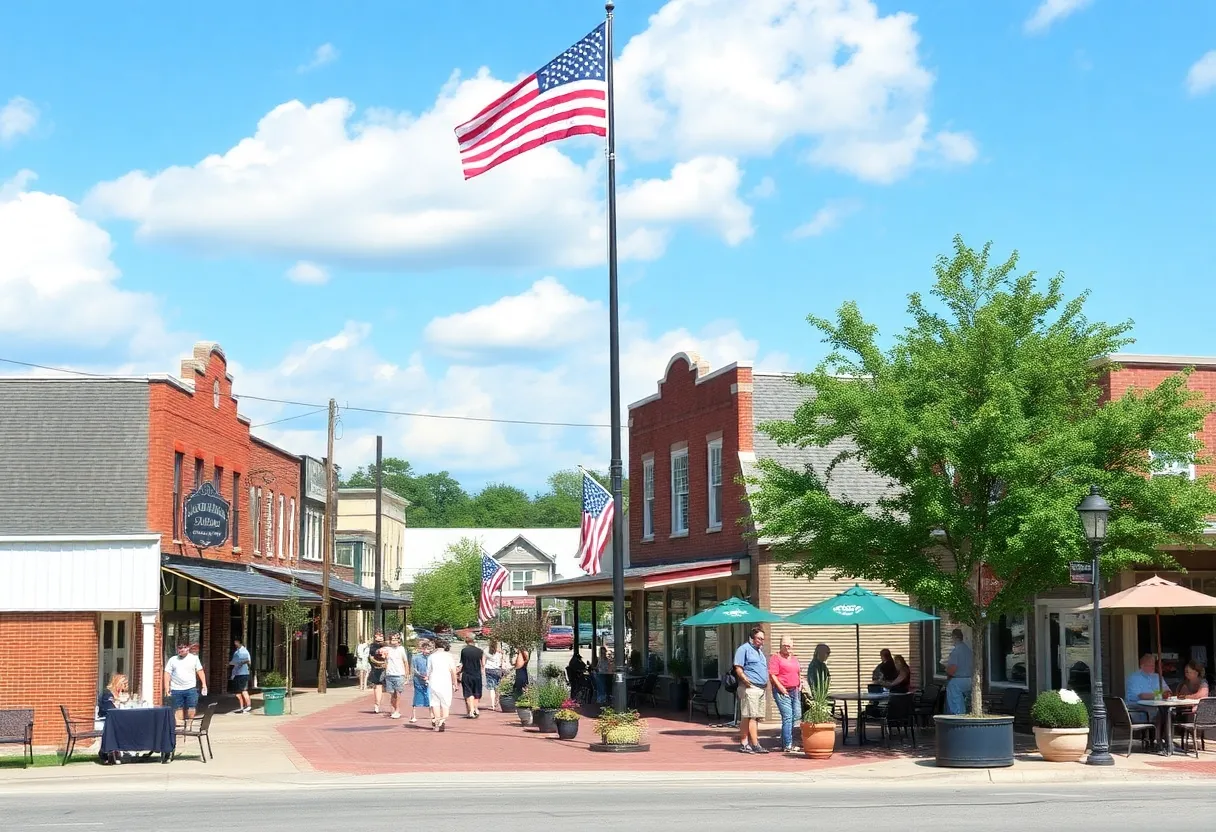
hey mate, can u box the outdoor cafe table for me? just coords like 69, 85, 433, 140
100, 706, 176, 763
828, 692, 889, 745
1137, 699, 1197, 756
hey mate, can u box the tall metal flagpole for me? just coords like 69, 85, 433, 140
604, 0, 628, 715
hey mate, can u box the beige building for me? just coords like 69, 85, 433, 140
336, 487, 408, 592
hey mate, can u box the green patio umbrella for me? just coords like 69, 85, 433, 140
681, 596, 787, 627
785, 585, 938, 733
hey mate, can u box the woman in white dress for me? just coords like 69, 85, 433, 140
355, 639, 371, 691
426, 640, 459, 731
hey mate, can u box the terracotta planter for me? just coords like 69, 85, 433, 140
1033, 726, 1089, 763
800, 722, 836, 759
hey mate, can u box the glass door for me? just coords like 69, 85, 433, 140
1038, 605, 1093, 704
99, 614, 131, 692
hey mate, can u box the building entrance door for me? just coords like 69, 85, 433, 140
1036, 602, 1093, 702
99, 614, 132, 691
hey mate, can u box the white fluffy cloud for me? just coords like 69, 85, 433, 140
935, 130, 980, 165
1024, 0, 1093, 35
618, 156, 753, 245
1, 96, 39, 142
0, 171, 174, 355
299, 43, 339, 73
1186, 51, 1216, 97
791, 198, 862, 238
286, 260, 329, 284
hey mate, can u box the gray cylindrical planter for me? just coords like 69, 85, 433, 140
934, 715, 1015, 768
534, 708, 558, 733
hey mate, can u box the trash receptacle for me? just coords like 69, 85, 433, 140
262, 687, 287, 716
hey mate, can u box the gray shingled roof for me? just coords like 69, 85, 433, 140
256, 565, 411, 606
746, 373, 896, 508
163, 559, 322, 605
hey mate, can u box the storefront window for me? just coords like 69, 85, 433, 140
695, 587, 719, 680
932, 608, 972, 677
987, 611, 1028, 687
335, 542, 355, 568
645, 592, 665, 673
667, 589, 691, 671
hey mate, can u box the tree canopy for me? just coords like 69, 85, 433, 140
408, 537, 483, 629
749, 236, 1216, 715
343, 461, 624, 528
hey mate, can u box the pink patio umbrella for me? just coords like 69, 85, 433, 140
1085, 575, 1216, 689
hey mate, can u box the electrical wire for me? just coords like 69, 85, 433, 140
0, 356, 615, 429
250, 407, 329, 428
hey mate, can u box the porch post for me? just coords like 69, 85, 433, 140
573, 598, 580, 653
140, 611, 157, 704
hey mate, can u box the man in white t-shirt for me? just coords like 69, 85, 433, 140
383, 634, 409, 719
164, 642, 207, 724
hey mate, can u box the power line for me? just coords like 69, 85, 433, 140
250, 407, 329, 428
0, 356, 615, 430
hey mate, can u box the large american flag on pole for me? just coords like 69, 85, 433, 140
578, 470, 614, 576
455, 23, 607, 179
479, 554, 509, 623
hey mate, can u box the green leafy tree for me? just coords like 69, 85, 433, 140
749, 236, 1216, 717
409, 537, 483, 629
269, 586, 311, 712
490, 609, 547, 656
468, 483, 538, 526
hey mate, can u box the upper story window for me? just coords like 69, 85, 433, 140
193, 457, 204, 488
642, 458, 655, 538
1150, 449, 1196, 479
172, 452, 184, 540
671, 449, 689, 535
287, 498, 296, 560
511, 569, 534, 591
232, 473, 241, 549
335, 542, 355, 568
277, 495, 285, 558
707, 439, 723, 529
250, 487, 262, 554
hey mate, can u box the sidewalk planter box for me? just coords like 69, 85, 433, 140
534, 708, 558, 734
499, 695, 516, 714
556, 718, 579, 740
800, 722, 836, 760
933, 715, 1015, 768
517, 708, 535, 727
261, 688, 288, 717
1033, 727, 1089, 763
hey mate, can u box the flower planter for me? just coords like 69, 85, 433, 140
261, 687, 287, 716
517, 708, 535, 727
556, 718, 580, 740
534, 708, 558, 734
934, 715, 1015, 768
499, 695, 516, 714
800, 722, 836, 759
1033, 726, 1089, 762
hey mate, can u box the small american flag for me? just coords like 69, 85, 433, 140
578, 470, 614, 576
455, 23, 607, 179
479, 554, 509, 623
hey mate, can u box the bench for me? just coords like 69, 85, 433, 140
0, 708, 34, 766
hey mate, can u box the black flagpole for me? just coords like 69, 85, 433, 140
605, 0, 628, 714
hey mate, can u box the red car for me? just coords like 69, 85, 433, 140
544, 625, 574, 649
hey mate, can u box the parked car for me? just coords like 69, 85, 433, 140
578, 623, 594, 643
544, 625, 574, 650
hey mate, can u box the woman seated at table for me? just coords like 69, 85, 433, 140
97, 673, 128, 764
1175, 661, 1209, 702
864, 655, 913, 720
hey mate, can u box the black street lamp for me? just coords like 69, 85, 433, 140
1077, 485, 1114, 766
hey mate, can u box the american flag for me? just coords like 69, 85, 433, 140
455, 23, 607, 179
578, 470, 614, 576
479, 554, 509, 623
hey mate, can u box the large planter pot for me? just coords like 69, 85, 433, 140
1033, 726, 1089, 763
499, 695, 516, 714
517, 708, 535, 727
261, 687, 287, 716
556, 718, 580, 740
800, 722, 836, 759
534, 708, 558, 734
668, 679, 690, 712
934, 715, 1015, 768
590, 723, 650, 752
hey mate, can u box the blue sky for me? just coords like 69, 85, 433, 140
2, 0, 1214, 493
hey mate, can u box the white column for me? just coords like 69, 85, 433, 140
141, 611, 157, 704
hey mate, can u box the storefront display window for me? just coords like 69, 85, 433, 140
695, 587, 719, 680
645, 592, 665, 673
987, 611, 1028, 686
667, 589, 691, 670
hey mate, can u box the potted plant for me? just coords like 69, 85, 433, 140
497, 675, 517, 713
555, 698, 581, 740
799, 677, 836, 759
667, 657, 692, 712
1031, 689, 1089, 762
542, 663, 564, 682
533, 679, 568, 734
260, 670, 288, 717
515, 685, 536, 727
591, 707, 649, 751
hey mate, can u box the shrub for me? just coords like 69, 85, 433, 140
515, 685, 537, 709
536, 679, 569, 710
497, 675, 515, 697
542, 663, 564, 680
800, 677, 833, 724
261, 670, 287, 688
1031, 689, 1089, 729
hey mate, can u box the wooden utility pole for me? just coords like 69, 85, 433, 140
318, 398, 336, 694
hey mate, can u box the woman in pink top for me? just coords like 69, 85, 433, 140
769, 636, 806, 753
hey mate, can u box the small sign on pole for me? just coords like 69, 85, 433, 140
1069, 560, 1094, 585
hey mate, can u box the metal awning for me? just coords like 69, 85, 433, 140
162, 559, 322, 606
255, 565, 411, 608
525, 557, 744, 599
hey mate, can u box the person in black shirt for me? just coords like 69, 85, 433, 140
368, 631, 387, 714
458, 635, 485, 718
872, 648, 897, 683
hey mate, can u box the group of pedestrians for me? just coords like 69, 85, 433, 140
360, 631, 515, 731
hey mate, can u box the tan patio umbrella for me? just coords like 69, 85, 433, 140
1084, 575, 1216, 688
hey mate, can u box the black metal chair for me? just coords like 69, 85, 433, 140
1176, 696, 1216, 757
913, 683, 942, 728
0, 708, 34, 766
628, 674, 659, 708
688, 679, 722, 721
864, 692, 917, 747
1105, 696, 1156, 756
59, 705, 102, 766
175, 703, 217, 763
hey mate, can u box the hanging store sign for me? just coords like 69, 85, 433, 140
304, 457, 328, 503
183, 482, 231, 549
1069, 561, 1094, 585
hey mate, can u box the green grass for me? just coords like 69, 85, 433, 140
0, 753, 98, 769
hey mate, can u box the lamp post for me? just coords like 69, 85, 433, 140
1077, 485, 1114, 766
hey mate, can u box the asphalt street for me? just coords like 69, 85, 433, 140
2, 781, 1209, 831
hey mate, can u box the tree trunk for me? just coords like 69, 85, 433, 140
970, 619, 986, 716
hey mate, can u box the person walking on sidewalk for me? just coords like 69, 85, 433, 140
165, 642, 207, 726
383, 634, 409, 719
368, 631, 387, 714
428, 640, 459, 731
733, 626, 770, 754
513, 645, 531, 698
229, 638, 252, 713
458, 635, 485, 718
410, 640, 432, 723
768, 635, 804, 754
355, 637, 371, 692
485, 640, 506, 711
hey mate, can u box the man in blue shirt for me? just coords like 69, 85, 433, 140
944, 628, 973, 714
732, 626, 770, 754
229, 638, 252, 714
1125, 653, 1169, 724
